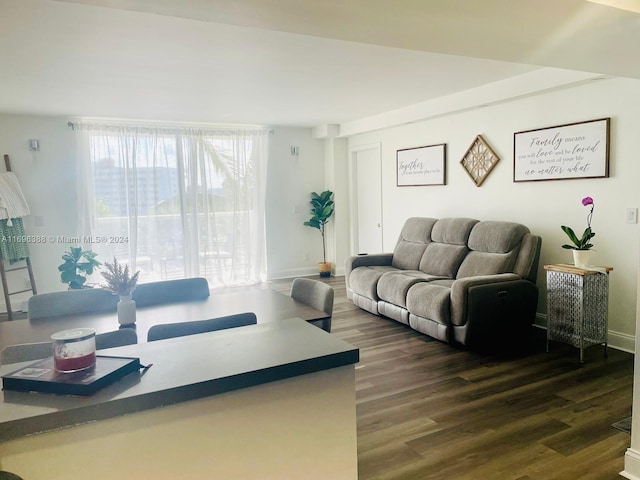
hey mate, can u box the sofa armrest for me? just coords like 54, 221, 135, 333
344, 253, 393, 289
449, 274, 539, 346
450, 273, 524, 326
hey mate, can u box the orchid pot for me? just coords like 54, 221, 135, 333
561, 196, 596, 266
572, 250, 591, 268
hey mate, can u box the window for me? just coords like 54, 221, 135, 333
73, 121, 269, 288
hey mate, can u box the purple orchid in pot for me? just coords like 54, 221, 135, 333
561, 196, 595, 267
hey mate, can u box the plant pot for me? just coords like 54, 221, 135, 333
572, 249, 591, 268
117, 295, 137, 325
318, 262, 332, 278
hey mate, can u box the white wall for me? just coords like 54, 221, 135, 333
345, 76, 640, 350
0, 117, 326, 303
322, 137, 350, 277
0, 115, 79, 306
266, 127, 327, 279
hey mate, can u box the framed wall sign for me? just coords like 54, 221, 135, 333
513, 117, 610, 182
396, 143, 446, 187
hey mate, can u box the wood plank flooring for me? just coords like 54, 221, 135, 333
269, 275, 633, 480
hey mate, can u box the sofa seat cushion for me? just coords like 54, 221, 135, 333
429, 279, 454, 288
406, 282, 452, 325
377, 271, 447, 308
349, 265, 399, 300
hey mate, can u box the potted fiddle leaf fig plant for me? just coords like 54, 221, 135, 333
58, 246, 101, 289
303, 190, 335, 277
101, 257, 140, 325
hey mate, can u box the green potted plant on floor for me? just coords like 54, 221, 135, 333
58, 246, 101, 289
304, 190, 335, 277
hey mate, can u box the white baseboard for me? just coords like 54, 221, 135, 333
268, 268, 346, 280
0, 298, 29, 315
535, 313, 635, 353
609, 329, 636, 353
267, 267, 320, 280
622, 448, 640, 480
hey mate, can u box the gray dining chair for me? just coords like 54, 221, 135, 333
290, 278, 334, 333
0, 328, 138, 366
94, 328, 138, 350
27, 288, 118, 320
132, 277, 210, 308
147, 312, 257, 342
0, 341, 52, 366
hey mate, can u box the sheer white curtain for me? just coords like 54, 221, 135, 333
72, 120, 269, 288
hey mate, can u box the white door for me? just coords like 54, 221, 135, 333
350, 144, 383, 254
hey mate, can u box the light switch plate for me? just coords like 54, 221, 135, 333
626, 208, 638, 224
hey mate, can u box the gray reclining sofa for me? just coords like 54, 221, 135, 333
345, 217, 542, 347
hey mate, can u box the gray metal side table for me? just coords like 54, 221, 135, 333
545, 263, 613, 364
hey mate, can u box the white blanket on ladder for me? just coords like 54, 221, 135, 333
0, 172, 30, 225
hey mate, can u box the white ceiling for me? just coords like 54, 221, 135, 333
1, 0, 639, 128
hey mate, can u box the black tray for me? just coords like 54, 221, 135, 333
2, 355, 141, 396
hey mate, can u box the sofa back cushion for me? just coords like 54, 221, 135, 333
419, 218, 478, 277
392, 217, 437, 270
456, 221, 530, 278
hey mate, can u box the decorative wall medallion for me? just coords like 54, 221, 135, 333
460, 135, 500, 187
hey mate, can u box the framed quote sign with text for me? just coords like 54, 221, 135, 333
396, 143, 446, 187
513, 118, 610, 182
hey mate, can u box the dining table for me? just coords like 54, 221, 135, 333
0, 285, 329, 350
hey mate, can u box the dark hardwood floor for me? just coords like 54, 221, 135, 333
269, 275, 633, 480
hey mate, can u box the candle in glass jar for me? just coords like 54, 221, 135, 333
51, 328, 96, 373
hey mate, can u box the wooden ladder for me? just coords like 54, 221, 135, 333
0, 154, 38, 320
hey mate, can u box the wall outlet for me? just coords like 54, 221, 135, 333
627, 207, 638, 224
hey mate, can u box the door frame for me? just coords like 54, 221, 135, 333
348, 142, 383, 255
